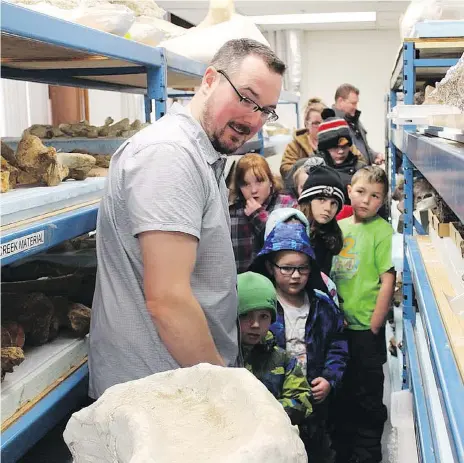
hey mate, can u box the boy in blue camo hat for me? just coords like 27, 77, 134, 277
238, 271, 313, 426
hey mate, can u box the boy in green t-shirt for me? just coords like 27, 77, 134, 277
330, 166, 395, 463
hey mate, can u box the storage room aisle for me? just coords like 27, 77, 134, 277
2, 0, 464, 462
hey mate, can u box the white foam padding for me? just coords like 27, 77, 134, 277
63, 363, 307, 463
158, 14, 270, 65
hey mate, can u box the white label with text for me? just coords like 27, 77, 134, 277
0, 230, 45, 258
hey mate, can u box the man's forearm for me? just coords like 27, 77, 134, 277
146, 293, 225, 368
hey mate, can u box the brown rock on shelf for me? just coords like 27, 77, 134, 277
67, 303, 91, 337
1, 170, 10, 193
16, 134, 69, 186
49, 297, 91, 337
1, 322, 26, 348
57, 152, 96, 181
106, 118, 130, 137
87, 167, 108, 177
1, 347, 25, 381
1, 156, 19, 190
92, 154, 111, 168
1, 292, 55, 346
59, 121, 99, 138
16, 169, 40, 186
1, 140, 18, 167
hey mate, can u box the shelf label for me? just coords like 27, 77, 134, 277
0, 230, 45, 259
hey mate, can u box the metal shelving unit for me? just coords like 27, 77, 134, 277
388, 33, 464, 190
388, 25, 464, 463
0, 3, 209, 460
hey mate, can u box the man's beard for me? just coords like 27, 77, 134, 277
202, 102, 251, 154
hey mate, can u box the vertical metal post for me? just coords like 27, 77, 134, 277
403, 42, 416, 131
143, 95, 152, 123
403, 155, 415, 322
402, 155, 415, 389
295, 102, 300, 128
389, 90, 398, 193
402, 41, 416, 389
145, 50, 167, 122
258, 130, 265, 156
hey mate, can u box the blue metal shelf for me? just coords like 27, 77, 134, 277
1, 3, 205, 93
404, 132, 464, 224
390, 38, 464, 91
405, 236, 464, 463
1, 202, 99, 266
0, 3, 209, 461
1, 362, 89, 463
403, 318, 437, 462
388, 32, 464, 463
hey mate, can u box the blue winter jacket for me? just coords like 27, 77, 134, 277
271, 289, 348, 391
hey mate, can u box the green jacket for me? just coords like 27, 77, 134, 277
242, 332, 313, 425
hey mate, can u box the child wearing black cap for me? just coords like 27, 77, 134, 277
297, 165, 345, 275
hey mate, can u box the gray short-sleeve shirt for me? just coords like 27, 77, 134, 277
88, 103, 238, 399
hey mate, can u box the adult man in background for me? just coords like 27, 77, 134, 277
89, 39, 286, 399
333, 83, 385, 166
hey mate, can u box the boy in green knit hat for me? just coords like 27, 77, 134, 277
238, 271, 313, 426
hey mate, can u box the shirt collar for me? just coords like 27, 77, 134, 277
168, 102, 224, 167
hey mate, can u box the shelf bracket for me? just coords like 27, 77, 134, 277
145, 51, 167, 122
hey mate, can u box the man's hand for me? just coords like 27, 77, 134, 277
244, 198, 262, 217
311, 377, 331, 403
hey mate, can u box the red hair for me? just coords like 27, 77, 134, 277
232, 153, 282, 201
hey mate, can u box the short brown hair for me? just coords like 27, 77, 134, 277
351, 166, 389, 198
303, 97, 326, 127
335, 84, 360, 101
210, 39, 286, 77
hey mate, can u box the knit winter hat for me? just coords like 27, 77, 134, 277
318, 118, 352, 152
264, 208, 310, 240
237, 272, 277, 322
298, 165, 345, 213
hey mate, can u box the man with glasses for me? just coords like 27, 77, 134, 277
333, 83, 385, 166
89, 39, 285, 399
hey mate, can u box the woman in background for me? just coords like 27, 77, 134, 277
280, 98, 326, 186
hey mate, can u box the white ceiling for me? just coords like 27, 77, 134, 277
158, 0, 411, 30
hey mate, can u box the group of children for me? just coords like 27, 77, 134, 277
231, 140, 395, 462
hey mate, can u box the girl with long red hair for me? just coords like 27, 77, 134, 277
229, 153, 296, 273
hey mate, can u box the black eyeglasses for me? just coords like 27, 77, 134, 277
217, 70, 279, 123
273, 262, 311, 276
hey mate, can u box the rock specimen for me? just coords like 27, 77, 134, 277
1, 141, 18, 166
1, 347, 25, 381
64, 364, 307, 463
1, 322, 26, 381
24, 124, 65, 139
1, 169, 10, 193
57, 152, 96, 180
16, 134, 68, 186
1, 292, 55, 346
1, 156, 19, 191
59, 121, 99, 138
1, 322, 26, 348
86, 167, 108, 177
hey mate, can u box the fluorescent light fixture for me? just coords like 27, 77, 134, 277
249, 12, 377, 25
